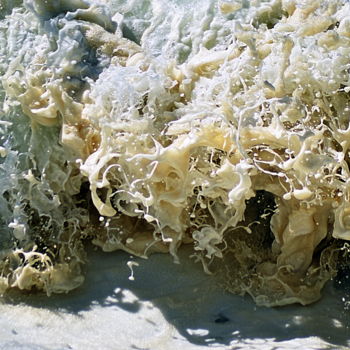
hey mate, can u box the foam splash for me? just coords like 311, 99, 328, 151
0, 0, 349, 306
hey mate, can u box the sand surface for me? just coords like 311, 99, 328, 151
0, 245, 349, 350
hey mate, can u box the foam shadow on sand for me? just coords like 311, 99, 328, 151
3, 243, 349, 349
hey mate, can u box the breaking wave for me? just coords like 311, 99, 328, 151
0, 0, 350, 306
